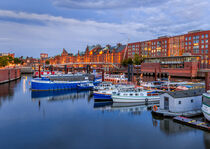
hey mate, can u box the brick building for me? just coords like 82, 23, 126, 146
128, 30, 210, 69
0, 53, 15, 58
47, 44, 126, 68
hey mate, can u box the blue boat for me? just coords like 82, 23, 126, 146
93, 91, 112, 100
31, 79, 90, 91
77, 82, 94, 90
31, 74, 100, 91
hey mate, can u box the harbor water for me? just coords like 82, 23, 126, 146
0, 75, 209, 149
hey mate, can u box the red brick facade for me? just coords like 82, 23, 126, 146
48, 44, 126, 68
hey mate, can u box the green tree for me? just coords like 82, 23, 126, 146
127, 58, 133, 65
14, 57, 22, 64
133, 54, 141, 65
133, 54, 145, 65
45, 60, 50, 65
0, 56, 9, 67
121, 59, 128, 67
8, 56, 14, 63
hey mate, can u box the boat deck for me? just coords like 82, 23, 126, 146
173, 116, 210, 132
152, 109, 202, 117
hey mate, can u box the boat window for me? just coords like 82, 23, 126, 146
191, 99, 194, 103
178, 101, 181, 104
130, 94, 133, 96
135, 93, 138, 96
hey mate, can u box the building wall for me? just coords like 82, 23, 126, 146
160, 94, 202, 113
128, 30, 210, 69
0, 69, 21, 84
184, 30, 210, 69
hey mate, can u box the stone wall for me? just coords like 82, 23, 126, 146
0, 68, 21, 84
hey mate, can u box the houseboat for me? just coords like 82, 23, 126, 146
31, 74, 95, 91
104, 74, 128, 84
202, 91, 210, 121
112, 88, 162, 103
93, 83, 135, 100
152, 89, 205, 117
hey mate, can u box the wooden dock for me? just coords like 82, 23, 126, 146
173, 116, 210, 132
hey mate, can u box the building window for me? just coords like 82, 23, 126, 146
202, 40, 204, 44
191, 99, 194, 103
178, 101, 181, 104
189, 42, 191, 45
193, 40, 199, 44
206, 45, 208, 48
206, 34, 208, 38
193, 45, 199, 53
206, 39, 208, 43
206, 50, 208, 54
202, 45, 204, 48
189, 37, 191, 40
202, 34, 204, 38
185, 37, 188, 40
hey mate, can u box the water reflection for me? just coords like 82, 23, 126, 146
203, 132, 210, 149
0, 79, 20, 107
0, 75, 209, 149
31, 90, 91, 102
94, 101, 156, 115
153, 116, 195, 135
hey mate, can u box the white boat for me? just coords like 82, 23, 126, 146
202, 91, 210, 121
93, 82, 115, 91
141, 81, 167, 89
93, 84, 135, 100
112, 88, 162, 103
104, 74, 128, 83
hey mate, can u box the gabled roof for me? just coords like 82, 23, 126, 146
115, 45, 126, 53
163, 88, 205, 98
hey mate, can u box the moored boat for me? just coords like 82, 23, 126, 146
93, 90, 114, 100
112, 88, 162, 103
202, 91, 210, 121
77, 82, 94, 90
31, 74, 95, 91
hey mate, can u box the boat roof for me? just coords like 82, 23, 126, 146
163, 88, 205, 98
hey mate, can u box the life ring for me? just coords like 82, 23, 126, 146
153, 105, 158, 111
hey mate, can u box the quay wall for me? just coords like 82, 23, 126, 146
0, 68, 21, 84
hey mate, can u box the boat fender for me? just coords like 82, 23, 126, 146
153, 105, 158, 111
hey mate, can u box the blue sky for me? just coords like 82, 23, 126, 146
0, 0, 210, 57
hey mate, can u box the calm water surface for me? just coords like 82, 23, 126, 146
0, 75, 209, 149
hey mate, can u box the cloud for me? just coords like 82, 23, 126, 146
52, 0, 168, 9
0, 10, 151, 57
0, 0, 210, 57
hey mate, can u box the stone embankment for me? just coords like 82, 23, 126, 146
0, 68, 21, 84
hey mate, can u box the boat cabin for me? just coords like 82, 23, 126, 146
160, 89, 205, 113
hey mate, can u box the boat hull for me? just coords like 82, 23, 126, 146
31, 80, 90, 91
112, 95, 160, 103
93, 93, 112, 100
202, 103, 210, 121
77, 86, 93, 90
